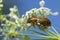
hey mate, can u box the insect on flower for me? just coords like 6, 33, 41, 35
27, 16, 51, 29
27, 16, 37, 26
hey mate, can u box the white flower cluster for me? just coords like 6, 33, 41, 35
24, 0, 58, 18
25, 8, 51, 18
8, 6, 18, 19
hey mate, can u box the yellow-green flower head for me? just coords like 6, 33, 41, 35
8, 30, 19, 38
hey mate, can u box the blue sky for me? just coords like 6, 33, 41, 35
3, 0, 60, 33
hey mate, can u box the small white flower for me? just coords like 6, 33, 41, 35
12, 15, 18, 19
10, 8, 14, 12
9, 13, 18, 19
39, 7, 44, 12
37, 9, 40, 13
44, 7, 51, 15
39, 0, 45, 7
15, 20, 18, 24
25, 12, 29, 18
51, 12, 59, 16
9, 6, 17, 12
26, 11, 31, 18
39, 7, 51, 16
31, 8, 37, 13
26, 11, 29, 16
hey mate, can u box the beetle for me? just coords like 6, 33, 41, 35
27, 16, 51, 29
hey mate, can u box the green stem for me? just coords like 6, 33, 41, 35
41, 36, 57, 39
44, 29, 59, 37
51, 26, 59, 35
30, 30, 48, 36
